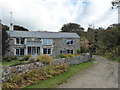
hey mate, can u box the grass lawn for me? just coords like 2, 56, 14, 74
25, 61, 94, 88
2, 60, 25, 66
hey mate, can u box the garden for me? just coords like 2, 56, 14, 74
2, 49, 93, 89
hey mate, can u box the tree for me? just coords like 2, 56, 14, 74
2, 24, 9, 56
1, 24, 29, 56
60, 23, 84, 36
14, 25, 29, 31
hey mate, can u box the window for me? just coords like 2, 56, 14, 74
42, 39, 52, 45
28, 47, 31, 55
16, 38, 19, 44
37, 47, 40, 54
67, 50, 74, 54
15, 48, 24, 56
43, 48, 52, 55
48, 49, 51, 54
16, 49, 19, 55
21, 38, 25, 44
66, 40, 73, 45
28, 47, 40, 55
15, 38, 25, 44
60, 50, 67, 54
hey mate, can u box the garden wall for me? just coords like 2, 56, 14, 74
2, 53, 90, 82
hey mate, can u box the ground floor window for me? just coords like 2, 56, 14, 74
67, 50, 74, 54
60, 50, 67, 54
28, 47, 40, 55
15, 48, 24, 56
43, 48, 52, 55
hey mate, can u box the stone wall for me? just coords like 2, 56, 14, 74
52, 38, 80, 56
2, 53, 90, 82
6, 37, 80, 57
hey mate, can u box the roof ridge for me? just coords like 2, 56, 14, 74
9, 30, 77, 34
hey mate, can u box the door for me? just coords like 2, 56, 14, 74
32, 47, 37, 55
27, 47, 40, 55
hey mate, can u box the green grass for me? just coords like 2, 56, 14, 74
25, 61, 94, 88
104, 55, 120, 63
2, 60, 25, 66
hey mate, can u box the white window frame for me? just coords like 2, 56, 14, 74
14, 48, 25, 56
66, 39, 74, 45
43, 48, 52, 55
15, 38, 26, 45
67, 49, 74, 54
42, 39, 53, 45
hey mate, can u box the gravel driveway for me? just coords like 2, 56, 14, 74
59, 55, 118, 88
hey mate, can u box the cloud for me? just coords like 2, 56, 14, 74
0, 0, 118, 31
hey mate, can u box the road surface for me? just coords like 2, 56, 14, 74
59, 55, 118, 88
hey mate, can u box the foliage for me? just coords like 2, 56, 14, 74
64, 54, 75, 58
2, 63, 69, 89
26, 61, 93, 88
36, 55, 53, 64
56, 54, 80, 59
86, 24, 120, 56
75, 49, 81, 55
104, 54, 120, 62
2, 56, 18, 62
56, 54, 67, 59
14, 25, 29, 31
60, 23, 85, 37
23, 55, 31, 61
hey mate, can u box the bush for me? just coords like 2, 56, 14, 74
2, 63, 69, 89
75, 49, 81, 55
2, 56, 18, 62
36, 55, 53, 64
64, 54, 75, 58
23, 55, 31, 61
56, 54, 67, 59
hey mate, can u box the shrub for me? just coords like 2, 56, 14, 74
36, 54, 53, 64
64, 54, 75, 58
75, 49, 81, 55
9, 73, 24, 83
23, 55, 31, 61
56, 54, 67, 59
2, 63, 69, 89
2, 56, 18, 62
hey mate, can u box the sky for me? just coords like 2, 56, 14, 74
0, 0, 118, 31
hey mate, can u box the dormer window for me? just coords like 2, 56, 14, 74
15, 38, 25, 45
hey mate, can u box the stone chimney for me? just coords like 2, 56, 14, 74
9, 12, 13, 31
9, 23, 13, 31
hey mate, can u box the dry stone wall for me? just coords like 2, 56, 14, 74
2, 53, 90, 82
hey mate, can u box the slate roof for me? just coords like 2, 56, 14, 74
8, 31, 80, 38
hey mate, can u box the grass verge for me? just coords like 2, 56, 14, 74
103, 55, 120, 63
2, 60, 25, 66
25, 61, 94, 88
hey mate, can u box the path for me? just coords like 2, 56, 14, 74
59, 55, 118, 88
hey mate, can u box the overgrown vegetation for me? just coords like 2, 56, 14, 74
104, 53, 120, 62
26, 61, 93, 88
23, 55, 31, 61
36, 55, 53, 64
2, 63, 69, 89
56, 53, 80, 59
2, 56, 18, 62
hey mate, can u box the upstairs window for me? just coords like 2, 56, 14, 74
15, 38, 25, 45
66, 40, 73, 45
42, 39, 53, 45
